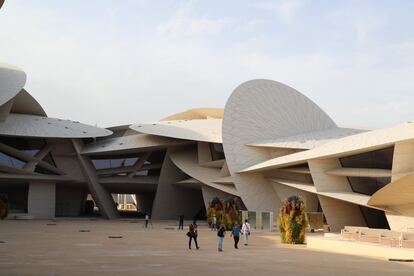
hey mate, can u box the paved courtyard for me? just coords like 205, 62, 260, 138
0, 219, 413, 275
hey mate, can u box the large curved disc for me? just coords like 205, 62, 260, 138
131, 119, 222, 143
0, 63, 26, 106
11, 89, 47, 116
222, 79, 337, 213
0, 113, 112, 138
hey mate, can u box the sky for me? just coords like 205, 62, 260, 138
1, 0, 414, 129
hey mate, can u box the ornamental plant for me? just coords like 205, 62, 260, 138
223, 198, 242, 229
207, 197, 242, 230
0, 194, 8, 220
277, 195, 307, 244
207, 197, 223, 226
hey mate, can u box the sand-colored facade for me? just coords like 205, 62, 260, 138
1, 62, 414, 233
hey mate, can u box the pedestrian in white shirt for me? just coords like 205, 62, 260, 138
145, 214, 150, 228
242, 219, 251, 246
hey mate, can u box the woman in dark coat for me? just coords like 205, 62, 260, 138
188, 220, 199, 250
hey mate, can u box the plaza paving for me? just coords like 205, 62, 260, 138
0, 219, 413, 275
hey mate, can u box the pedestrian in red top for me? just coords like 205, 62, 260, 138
187, 219, 199, 250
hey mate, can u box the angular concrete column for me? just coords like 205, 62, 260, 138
72, 139, 119, 219
309, 159, 366, 232
151, 148, 204, 220
28, 182, 56, 219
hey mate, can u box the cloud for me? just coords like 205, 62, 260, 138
327, 6, 387, 43
337, 99, 414, 129
233, 18, 265, 33
253, 0, 307, 24
157, 0, 231, 38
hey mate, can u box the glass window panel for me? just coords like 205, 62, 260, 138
135, 170, 148, 176
124, 157, 138, 167
261, 212, 271, 231
110, 159, 123, 168
22, 149, 40, 157
213, 143, 224, 152
348, 177, 390, 196
92, 157, 139, 170
0, 138, 57, 169
209, 143, 225, 161
360, 206, 390, 229
340, 147, 394, 169
0, 152, 13, 167
247, 211, 257, 230
0, 152, 26, 169
92, 159, 111, 170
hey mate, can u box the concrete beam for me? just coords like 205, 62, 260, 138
72, 139, 119, 219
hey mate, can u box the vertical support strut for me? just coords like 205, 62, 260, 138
72, 139, 119, 219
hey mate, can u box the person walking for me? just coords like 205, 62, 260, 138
217, 225, 226, 252
242, 219, 251, 246
178, 215, 184, 230
187, 220, 199, 250
145, 214, 150, 228
211, 215, 217, 231
230, 223, 241, 249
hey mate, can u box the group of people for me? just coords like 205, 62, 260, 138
186, 219, 251, 252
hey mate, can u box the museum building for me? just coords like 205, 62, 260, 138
1, 60, 414, 233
